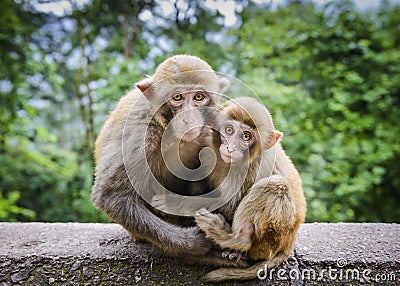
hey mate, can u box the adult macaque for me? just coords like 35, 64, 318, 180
195, 97, 307, 282
91, 55, 247, 267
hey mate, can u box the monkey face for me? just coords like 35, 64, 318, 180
166, 88, 211, 142
218, 120, 256, 164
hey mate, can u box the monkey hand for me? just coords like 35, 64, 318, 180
222, 249, 249, 263
195, 208, 231, 237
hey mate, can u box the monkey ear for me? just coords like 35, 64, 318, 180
266, 130, 282, 149
136, 77, 154, 98
217, 77, 230, 93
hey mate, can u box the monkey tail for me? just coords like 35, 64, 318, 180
203, 258, 281, 283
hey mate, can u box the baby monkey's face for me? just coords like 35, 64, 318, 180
218, 119, 256, 164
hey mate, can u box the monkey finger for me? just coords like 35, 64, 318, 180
196, 208, 210, 216
221, 250, 230, 259
221, 250, 249, 268
235, 252, 250, 264
195, 217, 213, 230
196, 213, 230, 233
229, 252, 239, 261
221, 249, 241, 261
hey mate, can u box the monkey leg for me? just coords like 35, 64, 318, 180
186, 249, 249, 268
229, 174, 299, 262
232, 174, 294, 236
99, 194, 249, 267
203, 251, 289, 282
195, 208, 254, 252
201, 176, 300, 282
92, 169, 248, 267
94, 194, 208, 254
149, 245, 249, 268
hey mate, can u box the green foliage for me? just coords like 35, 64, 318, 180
157, 2, 228, 69
0, 0, 398, 223
232, 0, 400, 222
0, 190, 36, 221
0, 0, 48, 143
0, 141, 108, 222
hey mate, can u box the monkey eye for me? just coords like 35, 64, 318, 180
194, 93, 205, 101
172, 93, 183, 101
241, 131, 252, 142
224, 125, 234, 135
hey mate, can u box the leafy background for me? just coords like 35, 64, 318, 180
0, 0, 399, 223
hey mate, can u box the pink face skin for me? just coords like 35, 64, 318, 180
218, 120, 256, 164
166, 89, 210, 142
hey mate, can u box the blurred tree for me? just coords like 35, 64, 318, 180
0, 140, 108, 221
1, 0, 398, 223
0, 190, 36, 222
299, 0, 400, 222
0, 0, 46, 146
0, 0, 228, 222
0, 0, 108, 222
0, 0, 49, 220
153, 0, 228, 68
230, 0, 400, 222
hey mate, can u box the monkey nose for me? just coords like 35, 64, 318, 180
227, 145, 235, 153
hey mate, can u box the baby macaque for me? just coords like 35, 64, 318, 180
195, 97, 307, 282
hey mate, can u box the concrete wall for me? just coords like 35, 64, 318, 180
0, 223, 398, 285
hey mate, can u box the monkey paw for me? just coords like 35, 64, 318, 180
195, 208, 231, 236
222, 249, 248, 263
220, 250, 249, 268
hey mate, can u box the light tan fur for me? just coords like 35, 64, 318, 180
91, 55, 249, 267
195, 98, 307, 282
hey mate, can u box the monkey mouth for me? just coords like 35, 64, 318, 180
221, 152, 243, 164
220, 153, 232, 164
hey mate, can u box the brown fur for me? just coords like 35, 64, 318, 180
195, 98, 307, 282
91, 55, 248, 267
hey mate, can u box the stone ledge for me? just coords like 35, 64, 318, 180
0, 223, 399, 285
